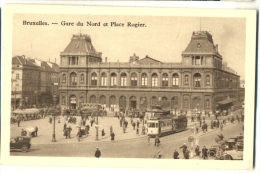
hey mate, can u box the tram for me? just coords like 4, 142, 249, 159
146, 108, 187, 137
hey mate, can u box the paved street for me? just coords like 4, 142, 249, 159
10, 109, 244, 159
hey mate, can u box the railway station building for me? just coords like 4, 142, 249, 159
59, 31, 243, 114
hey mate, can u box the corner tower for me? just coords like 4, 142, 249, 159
182, 31, 222, 69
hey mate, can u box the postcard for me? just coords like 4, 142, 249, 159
2, 4, 257, 170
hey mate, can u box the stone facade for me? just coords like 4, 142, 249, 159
59, 32, 243, 112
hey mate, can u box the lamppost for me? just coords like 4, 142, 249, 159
51, 94, 57, 142
95, 95, 100, 141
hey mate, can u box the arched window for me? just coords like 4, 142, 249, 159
80, 74, 84, 83
162, 73, 168, 87
101, 72, 107, 86
90, 95, 96, 103
141, 73, 148, 86
91, 73, 97, 86
99, 95, 106, 105
70, 72, 77, 86
131, 73, 137, 86
184, 75, 189, 85
194, 73, 201, 87
172, 73, 179, 86
62, 74, 66, 83
151, 73, 158, 87
120, 73, 127, 86
111, 73, 117, 86
206, 75, 210, 85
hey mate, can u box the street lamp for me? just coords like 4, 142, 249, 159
51, 94, 57, 142
95, 95, 100, 141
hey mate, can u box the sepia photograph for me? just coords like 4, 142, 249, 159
2, 4, 257, 170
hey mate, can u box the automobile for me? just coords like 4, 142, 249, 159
208, 144, 226, 157
10, 136, 31, 152
221, 150, 243, 160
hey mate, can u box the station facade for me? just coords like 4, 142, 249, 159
59, 31, 243, 113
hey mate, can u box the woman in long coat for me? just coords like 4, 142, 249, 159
111, 132, 115, 141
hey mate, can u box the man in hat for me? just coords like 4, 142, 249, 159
179, 143, 187, 159
95, 147, 101, 158
202, 146, 208, 160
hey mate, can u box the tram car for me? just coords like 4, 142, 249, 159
147, 110, 187, 137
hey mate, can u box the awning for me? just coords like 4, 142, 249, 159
217, 98, 235, 105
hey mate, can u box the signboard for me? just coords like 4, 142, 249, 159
188, 135, 194, 142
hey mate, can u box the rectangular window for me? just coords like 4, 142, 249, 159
121, 78, 127, 86
195, 57, 201, 65
16, 74, 19, 79
111, 77, 117, 86
131, 77, 137, 86
91, 76, 97, 86
162, 78, 168, 87
173, 78, 179, 86
141, 78, 147, 86
101, 77, 107, 86
194, 79, 201, 87
152, 78, 158, 87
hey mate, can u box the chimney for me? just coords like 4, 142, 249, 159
105, 57, 107, 63
215, 44, 218, 52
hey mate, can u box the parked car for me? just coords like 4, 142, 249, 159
221, 150, 243, 160
10, 136, 31, 152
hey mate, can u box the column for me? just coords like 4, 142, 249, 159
97, 70, 100, 86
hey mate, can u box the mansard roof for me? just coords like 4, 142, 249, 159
182, 31, 221, 57
62, 34, 99, 56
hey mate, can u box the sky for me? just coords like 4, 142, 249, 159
12, 14, 246, 79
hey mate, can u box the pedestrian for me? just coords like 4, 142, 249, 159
199, 120, 202, 127
101, 129, 106, 138
111, 132, 115, 142
211, 120, 214, 129
191, 115, 194, 122
82, 119, 86, 126
68, 126, 72, 138
95, 147, 101, 158
123, 124, 126, 133
142, 126, 145, 135
220, 122, 223, 131
147, 134, 150, 145
76, 129, 82, 142
35, 126, 38, 137
195, 145, 200, 157
120, 119, 122, 127
185, 149, 190, 159
110, 126, 113, 135
154, 135, 160, 147
202, 146, 208, 159
21, 129, 26, 136
215, 147, 223, 160
17, 119, 20, 127
179, 143, 187, 158
137, 120, 140, 128
196, 126, 199, 134
173, 149, 179, 159
136, 128, 139, 135
132, 121, 136, 130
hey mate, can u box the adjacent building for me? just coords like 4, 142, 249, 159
59, 31, 243, 113
11, 56, 60, 109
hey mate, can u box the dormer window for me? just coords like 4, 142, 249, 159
197, 43, 201, 48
